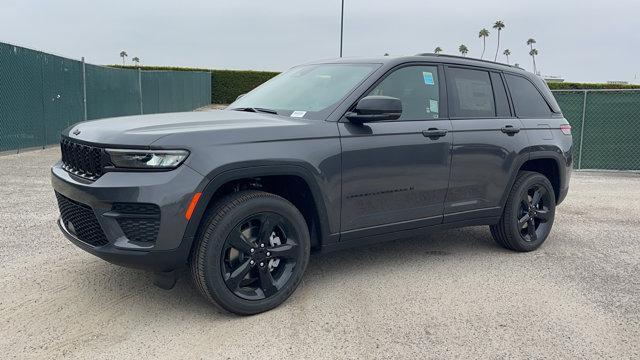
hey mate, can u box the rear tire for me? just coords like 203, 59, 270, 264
190, 190, 310, 315
490, 171, 556, 252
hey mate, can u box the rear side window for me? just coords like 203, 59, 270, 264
491, 73, 511, 117
505, 74, 553, 118
447, 67, 496, 118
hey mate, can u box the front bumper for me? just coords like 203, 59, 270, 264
51, 162, 205, 271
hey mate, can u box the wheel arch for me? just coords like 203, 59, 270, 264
183, 162, 332, 253
519, 156, 561, 202
501, 150, 566, 208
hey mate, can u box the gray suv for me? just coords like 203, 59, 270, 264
52, 54, 572, 314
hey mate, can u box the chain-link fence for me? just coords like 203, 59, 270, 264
552, 89, 640, 171
2, 40, 639, 170
0, 42, 211, 153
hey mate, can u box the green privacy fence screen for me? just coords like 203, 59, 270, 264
0, 42, 210, 152
2, 41, 639, 170
552, 90, 640, 170
141, 71, 212, 114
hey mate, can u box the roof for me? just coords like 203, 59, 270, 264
306, 53, 527, 74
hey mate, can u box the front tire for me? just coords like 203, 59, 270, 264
190, 190, 310, 315
490, 171, 556, 252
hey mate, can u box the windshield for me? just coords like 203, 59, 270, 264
229, 63, 379, 119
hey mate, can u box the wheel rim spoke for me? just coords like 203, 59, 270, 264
257, 214, 276, 244
224, 259, 252, 290
531, 188, 545, 207
518, 213, 530, 228
228, 232, 255, 254
527, 219, 537, 241
257, 266, 277, 297
269, 243, 298, 260
535, 209, 550, 223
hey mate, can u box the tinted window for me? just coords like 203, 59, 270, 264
491, 72, 511, 117
231, 63, 379, 117
505, 74, 553, 118
367, 66, 440, 120
448, 68, 495, 118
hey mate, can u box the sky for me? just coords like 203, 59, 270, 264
1, 0, 638, 83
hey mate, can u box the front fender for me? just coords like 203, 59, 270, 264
181, 161, 339, 251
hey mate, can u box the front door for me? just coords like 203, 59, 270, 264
338, 64, 452, 237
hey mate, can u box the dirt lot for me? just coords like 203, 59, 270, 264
1, 148, 638, 359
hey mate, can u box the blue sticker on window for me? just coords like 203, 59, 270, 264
423, 71, 435, 85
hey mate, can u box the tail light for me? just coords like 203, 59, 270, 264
560, 124, 572, 135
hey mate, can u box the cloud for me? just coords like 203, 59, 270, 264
0, 0, 638, 82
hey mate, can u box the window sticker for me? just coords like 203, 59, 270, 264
429, 99, 439, 113
423, 71, 435, 85
290, 111, 307, 118
455, 78, 493, 111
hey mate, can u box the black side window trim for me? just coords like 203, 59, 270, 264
490, 71, 514, 117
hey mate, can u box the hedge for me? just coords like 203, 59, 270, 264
111, 65, 640, 103
210, 69, 279, 103
112, 65, 279, 104
547, 82, 640, 90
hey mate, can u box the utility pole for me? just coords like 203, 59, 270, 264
340, 0, 344, 57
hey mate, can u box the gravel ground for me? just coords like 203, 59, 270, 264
1, 148, 638, 359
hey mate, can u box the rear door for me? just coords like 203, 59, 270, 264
443, 66, 529, 222
338, 64, 452, 237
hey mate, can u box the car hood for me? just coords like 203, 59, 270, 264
63, 110, 312, 147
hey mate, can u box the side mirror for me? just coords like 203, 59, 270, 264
346, 96, 402, 123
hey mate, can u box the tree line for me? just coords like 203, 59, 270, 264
434, 21, 540, 74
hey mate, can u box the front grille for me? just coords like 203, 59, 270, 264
60, 138, 104, 180
112, 203, 161, 243
55, 192, 109, 247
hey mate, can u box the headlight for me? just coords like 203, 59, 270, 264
106, 149, 189, 169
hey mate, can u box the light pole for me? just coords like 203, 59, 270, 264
340, 0, 344, 57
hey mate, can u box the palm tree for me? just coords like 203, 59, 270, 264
132, 57, 140, 67
478, 28, 490, 59
529, 48, 539, 74
526, 38, 536, 51
503, 49, 511, 64
493, 20, 505, 61
119, 51, 128, 66
458, 44, 469, 57
434, 46, 443, 54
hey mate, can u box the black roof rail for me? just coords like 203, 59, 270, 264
415, 53, 519, 69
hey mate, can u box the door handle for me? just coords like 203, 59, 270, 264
422, 128, 448, 139
501, 125, 520, 135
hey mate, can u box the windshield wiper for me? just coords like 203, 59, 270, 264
230, 107, 278, 115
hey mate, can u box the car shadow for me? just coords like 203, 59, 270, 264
74, 225, 503, 318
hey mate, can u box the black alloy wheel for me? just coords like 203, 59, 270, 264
490, 171, 556, 252
221, 212, 301, 300
517, 184, 553, 242
190, 190, 310, 315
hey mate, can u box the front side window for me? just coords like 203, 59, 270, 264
505, 74, 553, 118
230, 63, 379, 119
366, 65, 440, 120
447, 67, 495, 118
